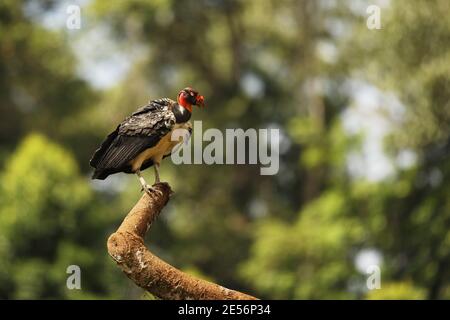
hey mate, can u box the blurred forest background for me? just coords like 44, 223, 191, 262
0, 0, 449, 299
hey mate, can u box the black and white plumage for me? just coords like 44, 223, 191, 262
90, 88, 204, 194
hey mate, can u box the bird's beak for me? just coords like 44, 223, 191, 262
196, 95, 205, 108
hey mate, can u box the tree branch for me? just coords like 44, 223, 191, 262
107, 182, 257, 300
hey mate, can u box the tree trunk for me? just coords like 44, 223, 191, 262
107, 182, 257, 300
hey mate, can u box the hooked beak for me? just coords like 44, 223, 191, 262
196, 95, 205, 108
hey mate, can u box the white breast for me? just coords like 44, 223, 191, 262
129, 122, 191, 172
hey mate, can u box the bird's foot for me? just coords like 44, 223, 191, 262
141, 184, 163, 197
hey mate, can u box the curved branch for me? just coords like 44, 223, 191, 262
107, 182, 257, 300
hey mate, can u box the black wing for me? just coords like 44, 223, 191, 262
90, 99, 176, 179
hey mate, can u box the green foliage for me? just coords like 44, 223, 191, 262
343, 0, 450, 299
241, 192, 363, 299
366, 282, 426, 300
0, 0, 448, 300
0, 0, 98, 168
0, 134, 126, 299
1, 134, 90, 237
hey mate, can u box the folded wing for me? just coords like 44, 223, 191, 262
90, 99, 176, 179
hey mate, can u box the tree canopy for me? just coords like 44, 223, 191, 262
0, 0, 448, 299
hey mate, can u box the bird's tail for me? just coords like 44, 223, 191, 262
90, 126, 120, 180
91, 169, 109, 180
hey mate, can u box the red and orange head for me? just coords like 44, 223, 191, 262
177, 87, 205, 112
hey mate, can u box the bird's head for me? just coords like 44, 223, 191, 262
177, 87, 205, 112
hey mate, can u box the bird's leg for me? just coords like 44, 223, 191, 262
154, 163, 161, 184
136, 169, 159, 195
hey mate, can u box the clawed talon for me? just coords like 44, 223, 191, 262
136, 168, 164, 197
141, 184, 163, 197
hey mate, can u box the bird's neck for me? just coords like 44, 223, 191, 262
177, 96, 193, 113
172, 103, 192, 123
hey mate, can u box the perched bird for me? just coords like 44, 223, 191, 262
90, 87, 205, 194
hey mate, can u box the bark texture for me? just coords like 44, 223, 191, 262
107, 182, 257, 300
